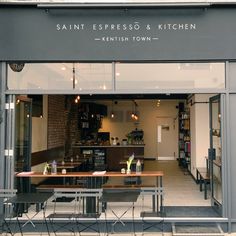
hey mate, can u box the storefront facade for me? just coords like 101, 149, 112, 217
1, 2, 236, 232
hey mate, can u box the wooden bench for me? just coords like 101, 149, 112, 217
36, 184, 84, 192
196, 168, 210, 200
102, 184, 154, 189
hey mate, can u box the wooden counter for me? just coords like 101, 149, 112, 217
72, 145, 145, 171
72, 145, 145, 148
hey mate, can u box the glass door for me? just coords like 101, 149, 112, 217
209, 95, 222, 209
15, 96, 32, 192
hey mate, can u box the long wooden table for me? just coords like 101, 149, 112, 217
16, 171, 164, 214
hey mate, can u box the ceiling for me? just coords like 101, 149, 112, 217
74, 93, 188, 100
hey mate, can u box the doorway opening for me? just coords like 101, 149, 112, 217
6, 62, 224, 219
10, 93, 222, 218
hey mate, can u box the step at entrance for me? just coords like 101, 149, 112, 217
172, 223, 224, 236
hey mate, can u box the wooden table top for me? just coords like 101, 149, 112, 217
16, 171, 164, 178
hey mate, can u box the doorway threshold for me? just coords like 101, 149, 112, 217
163, 206, 221, 218
172, 223, 224, 236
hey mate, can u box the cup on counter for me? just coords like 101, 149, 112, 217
62, 168, 67, 174
121, 168, 126, 174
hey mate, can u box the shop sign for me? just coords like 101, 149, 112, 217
1, 8, 236, 60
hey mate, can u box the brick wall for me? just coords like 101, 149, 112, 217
64, 97, 80, 157
48, 95, 66, 149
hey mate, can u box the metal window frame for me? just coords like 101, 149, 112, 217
1, 60, 231, 228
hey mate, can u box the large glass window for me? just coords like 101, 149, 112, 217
7, 62, 225, 92
7, 63, 113, 92
115, 63, 225, 90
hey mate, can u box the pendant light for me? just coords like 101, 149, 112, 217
131, 100, 135, 119
111, 100, 115, 118
131, 100, 139, 120
75, 95, 80, 103
72, 62, 76, 89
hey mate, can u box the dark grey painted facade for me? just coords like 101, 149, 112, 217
0, 64, 4, 189
1, 7, 236, 61
1, 4, 236, 233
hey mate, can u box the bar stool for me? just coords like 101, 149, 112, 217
100, 189, 140, 235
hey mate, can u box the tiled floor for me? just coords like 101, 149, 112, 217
143, 160, 211, 206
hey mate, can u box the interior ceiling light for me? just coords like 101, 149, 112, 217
116, 72, 120, 76
72, 63, 76, 89
131, 100, 135, 118
111, 100, 115, 119
61, 66, 66, 71
75, 95, 80, 104
131, 100, 139, 121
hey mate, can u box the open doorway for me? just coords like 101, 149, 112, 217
156, 117, 178, 161
7, 62, 224, 219
10, 93, 222, 218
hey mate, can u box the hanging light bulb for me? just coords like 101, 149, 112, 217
75, 95, 80, 103
111, 100, 115, 118
131, 100, 135, 119
132, 101, 139, 120
134, 114, 139, 120
72, 63, 76, 89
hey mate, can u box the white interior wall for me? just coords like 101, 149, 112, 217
32, 95, 48, 152
99, 100, 179, 158
190, 94, 213, 177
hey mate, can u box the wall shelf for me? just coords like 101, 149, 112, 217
178, 102, 191, 170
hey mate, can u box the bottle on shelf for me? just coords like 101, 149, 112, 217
136, 159, 142, 174
51, 160, 57, 174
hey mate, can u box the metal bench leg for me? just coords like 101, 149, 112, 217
200, 177, 203, 192
204, 180, 207, 199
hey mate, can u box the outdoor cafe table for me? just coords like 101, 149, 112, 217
16, 171, 164, 214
